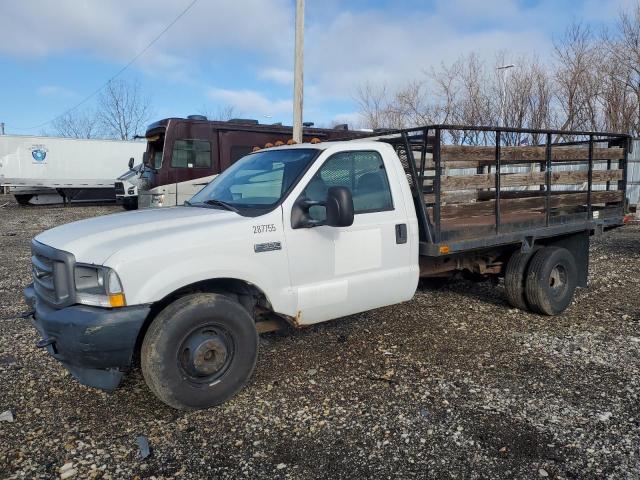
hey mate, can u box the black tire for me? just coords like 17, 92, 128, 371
504, 246, 540, 311
14, 194, 33, 206
141, 293, 258, 410
122, 197, 138, 210
525, 247, 577, 315
122, 198, 138, 210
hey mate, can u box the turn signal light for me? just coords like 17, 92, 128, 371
109, 293, 126, 308
439, 245, 450, 254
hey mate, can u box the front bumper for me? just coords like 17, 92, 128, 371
24, 283, 151, 391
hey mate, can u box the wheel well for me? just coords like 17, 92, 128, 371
133, 278, 273, 362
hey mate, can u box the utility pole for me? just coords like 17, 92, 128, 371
292, 0, 304, 144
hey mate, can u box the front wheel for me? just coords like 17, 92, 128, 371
122, 198, 138, 210
141, 293, 258, 410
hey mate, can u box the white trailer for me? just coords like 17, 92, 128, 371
0, 135, 146, 205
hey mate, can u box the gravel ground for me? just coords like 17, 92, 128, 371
1, 195, 639, 479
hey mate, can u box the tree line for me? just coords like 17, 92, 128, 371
50, 78, 152, 141
355, 4, 640, 140
51, 78, 239, 141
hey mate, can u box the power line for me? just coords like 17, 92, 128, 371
10, 0, 199, 131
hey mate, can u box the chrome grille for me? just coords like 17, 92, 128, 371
31, 241, 75, 308
32, 254, 56, 300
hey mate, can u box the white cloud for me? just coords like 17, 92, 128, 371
0, 0, 292, 71
258, 68, 293, 85
207, 88, 292, 117
302, 7, 551, 103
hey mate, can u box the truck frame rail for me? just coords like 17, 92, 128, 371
372, 124, 631, 256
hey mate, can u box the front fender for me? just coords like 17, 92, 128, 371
106, 251, 296, 316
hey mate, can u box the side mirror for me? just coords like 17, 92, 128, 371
291, 186, 354, 229
325, 186, 354, 227
128, 157, 135, 170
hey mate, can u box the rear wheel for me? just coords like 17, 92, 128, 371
525, 247, 577, 315
14, 194, 33, 206
504, 246, 540, 311
141, 293, 258, 410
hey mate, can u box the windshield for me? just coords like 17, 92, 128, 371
189, 148, 319, 212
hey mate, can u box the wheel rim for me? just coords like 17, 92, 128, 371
178, 325, 235, 383
548, 264, 568, 297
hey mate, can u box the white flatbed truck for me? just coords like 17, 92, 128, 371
23, 124, 630, 409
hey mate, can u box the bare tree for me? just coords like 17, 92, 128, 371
97, 79, 152, 140
602, 4, 640, 135
354, 80, 437, 130
493, 55, 554, 144
429, 60, 463, 125
51, 109, 101, 139
527, 64, 554, 137
552, 23, 604, 134
198, 104, 237, 121
353, 82, 393, 129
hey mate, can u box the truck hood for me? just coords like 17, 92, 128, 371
35, 206, 239, 265
117, 165, 142, 181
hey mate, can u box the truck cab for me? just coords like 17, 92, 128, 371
114, 161, 144, 210
24, 140, 419, 409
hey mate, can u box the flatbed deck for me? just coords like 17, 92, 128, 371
373, 124, 631, 256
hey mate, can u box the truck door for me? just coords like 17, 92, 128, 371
282, 145, 419, 325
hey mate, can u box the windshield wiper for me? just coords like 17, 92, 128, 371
184, 200, 193, 206
203, 199, 240, 213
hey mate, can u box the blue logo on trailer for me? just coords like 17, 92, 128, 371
32, 149, 47, 162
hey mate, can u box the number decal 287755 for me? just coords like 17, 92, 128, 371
253, 224, 276, 234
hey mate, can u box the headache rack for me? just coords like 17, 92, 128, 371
374, 125, 631, 257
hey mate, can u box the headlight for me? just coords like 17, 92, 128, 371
74, 265, 126, 308
151, 194, 164, 206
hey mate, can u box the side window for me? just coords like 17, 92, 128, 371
302, 151, 393, 221
171, 139, 211, 168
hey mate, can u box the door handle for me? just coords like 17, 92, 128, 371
395, 223, 407, 244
